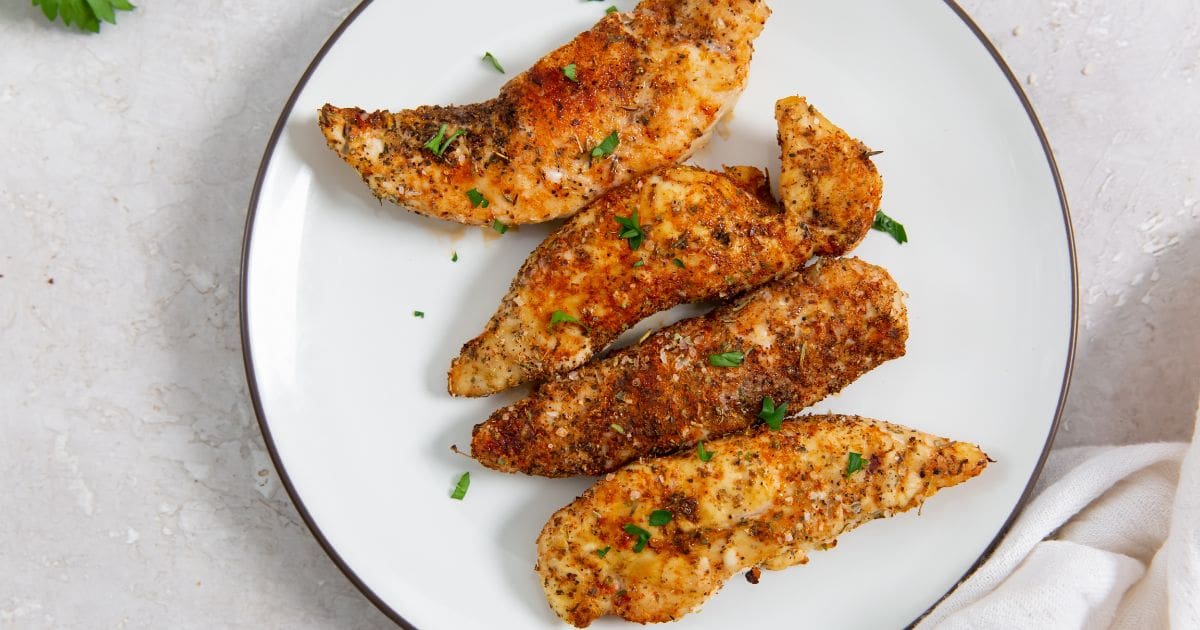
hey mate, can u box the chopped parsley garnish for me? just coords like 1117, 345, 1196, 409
451, 251, 458, 262
548, 309, 584, 332
596, 546, 611, 558
482, 51, 505, 73
708, 351, 745, 367
614, 209, 644, 250
591, 130, 620, 158
697, 440, 715, 462
610, 423, 626, 435
492, 219, 509, 234
872, 211, 908, 244
672, 258, 685, 268
623, 524, 651, 552
563, 63, 578, 82
648, 510, 673, 527
450, 472, 470, 500
758, 397, 787, 430
413, 311, 425, 318
632, 260, 645, 268
424, 124, 466, 157
846, 452, 865, 477
466, 188, 489, 208
606, 5, 618, 13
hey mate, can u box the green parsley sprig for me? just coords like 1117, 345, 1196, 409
33, 0, 134, 33
466, 188, 490, 208
450, 472, 471, 500
592, 131, 620, 159
697, 440, 715, 462
623, 524, 651, 552
708, 351, 745, 367
648, 509, 673, 527
614, 209, 644, 250
424, 124, 467, 157
483, 52, 505, 73
758, 397, 787, 430
548, 310, 586, 332
846, 452, 865, 477
872, 211, 908, 244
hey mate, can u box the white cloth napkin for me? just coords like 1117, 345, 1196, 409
919, 404, 1200, 629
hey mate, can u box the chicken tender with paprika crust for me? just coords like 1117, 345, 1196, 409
319, 0, 771, 225
536, 414, 990, 627
471, 257, 907, 477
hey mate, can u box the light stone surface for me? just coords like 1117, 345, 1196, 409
0, 1, 1196, 628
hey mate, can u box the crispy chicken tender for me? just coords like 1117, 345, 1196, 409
471, 258, 908, 477
536, 415, 989, 627
776, 96, 883, 255
318, 0, 771, 225
448, 97, 882, 396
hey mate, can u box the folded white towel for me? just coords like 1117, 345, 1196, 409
920, 404, 1200, 629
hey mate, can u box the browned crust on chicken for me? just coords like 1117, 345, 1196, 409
448, 96, 882, 396
776, 96, 883, 256
448, 165, 806, 396
471, 258, 908, 477
536, 415, 989, 627
318, 0, 771, 225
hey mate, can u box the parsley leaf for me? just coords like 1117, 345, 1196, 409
491, 219, 509, 234
697, 440, 715, 462
632, 260, 645, 268
623, 524, 651, 552
424, 124, 467, 157
708, 351, 745, 367
483, 51, 505, 73
451, 251, 459, 262
548, 310, 585, 332
563, 63, 579, 82
606, 5, 619, 13
648, 510, 673, 527
591, 131, 620, 159
846, 452, 865, 477
596, 546, 611, 558
610, 423, 626, 435
614, 209, 644, 250
413, 311, 425, 318
466, 188, 490, 208
450, 472, 470, 500
758, 397, 787, 430
872, 211, 908, 244
34, 0, 134, 33
672, 258, 685, 268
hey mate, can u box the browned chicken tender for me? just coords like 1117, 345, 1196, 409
536, 415, 989, 627
448, 97, 882, 396
318, 0, 771, 225
777, 96, 884, 256
471, 258, 907, 477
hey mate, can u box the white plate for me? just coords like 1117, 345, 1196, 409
241, 1, 1076, 628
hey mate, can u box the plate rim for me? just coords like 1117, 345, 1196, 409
238, 2, 1079, 628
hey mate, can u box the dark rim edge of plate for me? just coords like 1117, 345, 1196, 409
907, 1, 1078, 626
237, 2, 1079, 629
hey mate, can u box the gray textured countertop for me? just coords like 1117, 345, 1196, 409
2, 1, 1196, 627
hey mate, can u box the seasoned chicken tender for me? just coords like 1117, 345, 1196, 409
449, 97, 882, 396
536, 415, 989, 627
449, 165, 804, 396
318, 0, 771, 225
471, 258, 908, 476
777, 96, 883, 256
